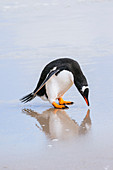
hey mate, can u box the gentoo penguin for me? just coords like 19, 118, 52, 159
20, 58, 89, 109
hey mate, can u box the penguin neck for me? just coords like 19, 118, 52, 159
74, 74, 88, 92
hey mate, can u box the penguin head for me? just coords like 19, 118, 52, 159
80, 86, 89, 106
74, 79, 89, 106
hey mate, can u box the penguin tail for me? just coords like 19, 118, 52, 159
20, 92, 36, 103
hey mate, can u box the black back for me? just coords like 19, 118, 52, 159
34, 58, 88, 96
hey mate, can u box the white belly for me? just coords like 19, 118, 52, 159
45, 70, 74, 103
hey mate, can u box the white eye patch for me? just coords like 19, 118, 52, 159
81, 86, 89, 92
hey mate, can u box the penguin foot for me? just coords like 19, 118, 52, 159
58, 98, 74, 105
52, 102, 69, 109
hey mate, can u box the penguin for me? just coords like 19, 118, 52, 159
20, 58, 89, 109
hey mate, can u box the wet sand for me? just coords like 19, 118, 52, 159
0, 0, 113, 170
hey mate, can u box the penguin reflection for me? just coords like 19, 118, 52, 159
22, 108, 91, 140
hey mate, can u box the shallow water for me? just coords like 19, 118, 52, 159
0, 0, 113, 170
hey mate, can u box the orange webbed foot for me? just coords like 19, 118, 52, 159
58, 98, 74, 105
52, 102, 69, 109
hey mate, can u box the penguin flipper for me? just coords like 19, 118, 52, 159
34, 69, 59, 95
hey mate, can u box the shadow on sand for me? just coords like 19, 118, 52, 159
22, 108, 91, 140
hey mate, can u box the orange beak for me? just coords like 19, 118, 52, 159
84, 97, 89, 106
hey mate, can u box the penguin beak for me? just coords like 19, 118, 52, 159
84, 96, 89, 106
